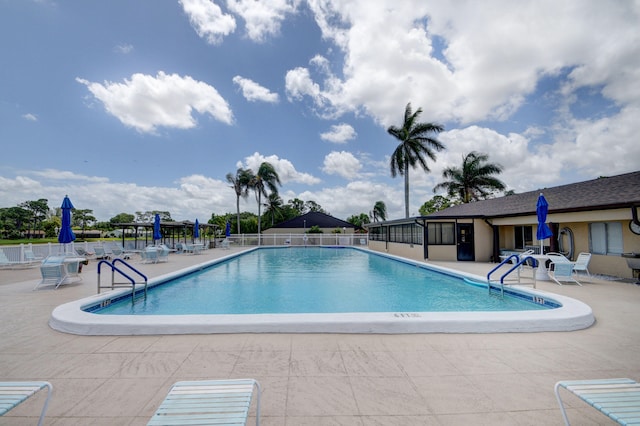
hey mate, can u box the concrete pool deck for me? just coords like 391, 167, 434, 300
1, 248, 639, 425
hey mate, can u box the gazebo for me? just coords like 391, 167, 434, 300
112, 221, 218, 249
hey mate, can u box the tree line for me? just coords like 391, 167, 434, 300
1, 102, 508, 240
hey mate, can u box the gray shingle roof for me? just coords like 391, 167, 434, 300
270, 211, 358, 229
426, 170, 640, 219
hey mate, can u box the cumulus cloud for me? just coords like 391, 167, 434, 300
22, 113, 37, 121
227, 0, 299, 42
322, 151, 362, 179
298, 0, 640, 128
320, 123, 356, 143
179, 0, 236, 44
76, 72, 233, 133
232, 76, 279, 103
240, 152, 321, 185
0, 171, 237, 222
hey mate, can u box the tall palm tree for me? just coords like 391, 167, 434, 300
433, 151, 506, 203
370, 201, 387, 222
263, 192, 285, 226
250, 162, 281, 244
388, 102, 445, 218
226, 168, 254, 234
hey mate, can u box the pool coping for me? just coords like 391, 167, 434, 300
49, 247, 595, 334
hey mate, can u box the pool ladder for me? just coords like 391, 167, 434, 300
486, 255, 538, 298
97, 259, 148, 302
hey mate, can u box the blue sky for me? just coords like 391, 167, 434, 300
1, 0, 639, 223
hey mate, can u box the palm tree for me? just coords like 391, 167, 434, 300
388, 102, 445, 218
263, 192, 285, 226
249, 162, 281, 244
226, 168, 254, 234
370, 201, 387, 222
433, 151, 506, 203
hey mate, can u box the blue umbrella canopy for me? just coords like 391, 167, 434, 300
225, 222, 231, 237
58, 195, 76, 245
536, 193, 553, 254
153, 214, 162, 242
194, 219, 200, 239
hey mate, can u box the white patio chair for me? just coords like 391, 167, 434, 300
572, 252, 592, 280
548, 260, 582, 286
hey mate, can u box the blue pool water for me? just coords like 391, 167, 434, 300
94, 247, 550, 315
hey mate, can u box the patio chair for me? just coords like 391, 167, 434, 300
140, 247, 159, 264
555, 378, 640, 425
572, 252, 592, 280
0, 249, 23, 269
548, 259, 582, 286
24, 249, 43, 264
0, 381, 52, 426
157, 245, 173, 262
94, 246, 110, 260
147, 379, 261, 426
75, 247, 95, 260
34, 255, 83, 290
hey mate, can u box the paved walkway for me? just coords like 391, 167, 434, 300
0, 249, 639, 425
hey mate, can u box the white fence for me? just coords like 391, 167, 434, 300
1, 234, 369, 262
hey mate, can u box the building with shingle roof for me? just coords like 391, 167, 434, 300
366, 171, 640, 280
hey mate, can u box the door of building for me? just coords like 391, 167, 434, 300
456, 223, 475, 261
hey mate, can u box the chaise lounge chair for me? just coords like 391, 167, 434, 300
140, 247, 159, 264
0, 381, 52, 426
555, 378, 640, 425
148, 379, 261, 426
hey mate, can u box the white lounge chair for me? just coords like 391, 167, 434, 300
572, 252, 592, 280
147, 379, 261, 426
75, 247, 96, 260
548, 260, 582, 286
0, 381, 52, 426
555, 378, 640, 425
34, 256, 84, 290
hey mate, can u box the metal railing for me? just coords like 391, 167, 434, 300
0, 234, 369, 261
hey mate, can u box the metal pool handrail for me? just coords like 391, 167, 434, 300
97, 259, 148, 302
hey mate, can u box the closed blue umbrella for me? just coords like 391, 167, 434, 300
536, 193, 553, 254
58, 195, 76, 250
225, 222, 231, 238
194, 219, 200, 239
153, 214, 162, 243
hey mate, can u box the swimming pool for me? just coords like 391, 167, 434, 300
50, 247, 595, 334
96, 247, 550, 315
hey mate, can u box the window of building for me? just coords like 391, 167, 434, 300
369, 226, 386, 241
514, 225, 533, 249
589, 222, 623, 255
388, 223, 422, 244
427, 222, 455, 245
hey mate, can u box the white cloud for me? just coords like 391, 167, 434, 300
114, 43, 134, 54
76, 72, 233, 133
179, 0, 236, 45
232, 76, 279, 103
31, 169, 110, 183
320, 123, 356, 143
298, 0, 640, 128
227, 0, 299, 42
22, 113, 37, 121
322, 151, 361, 179
240, 152, 321, 185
